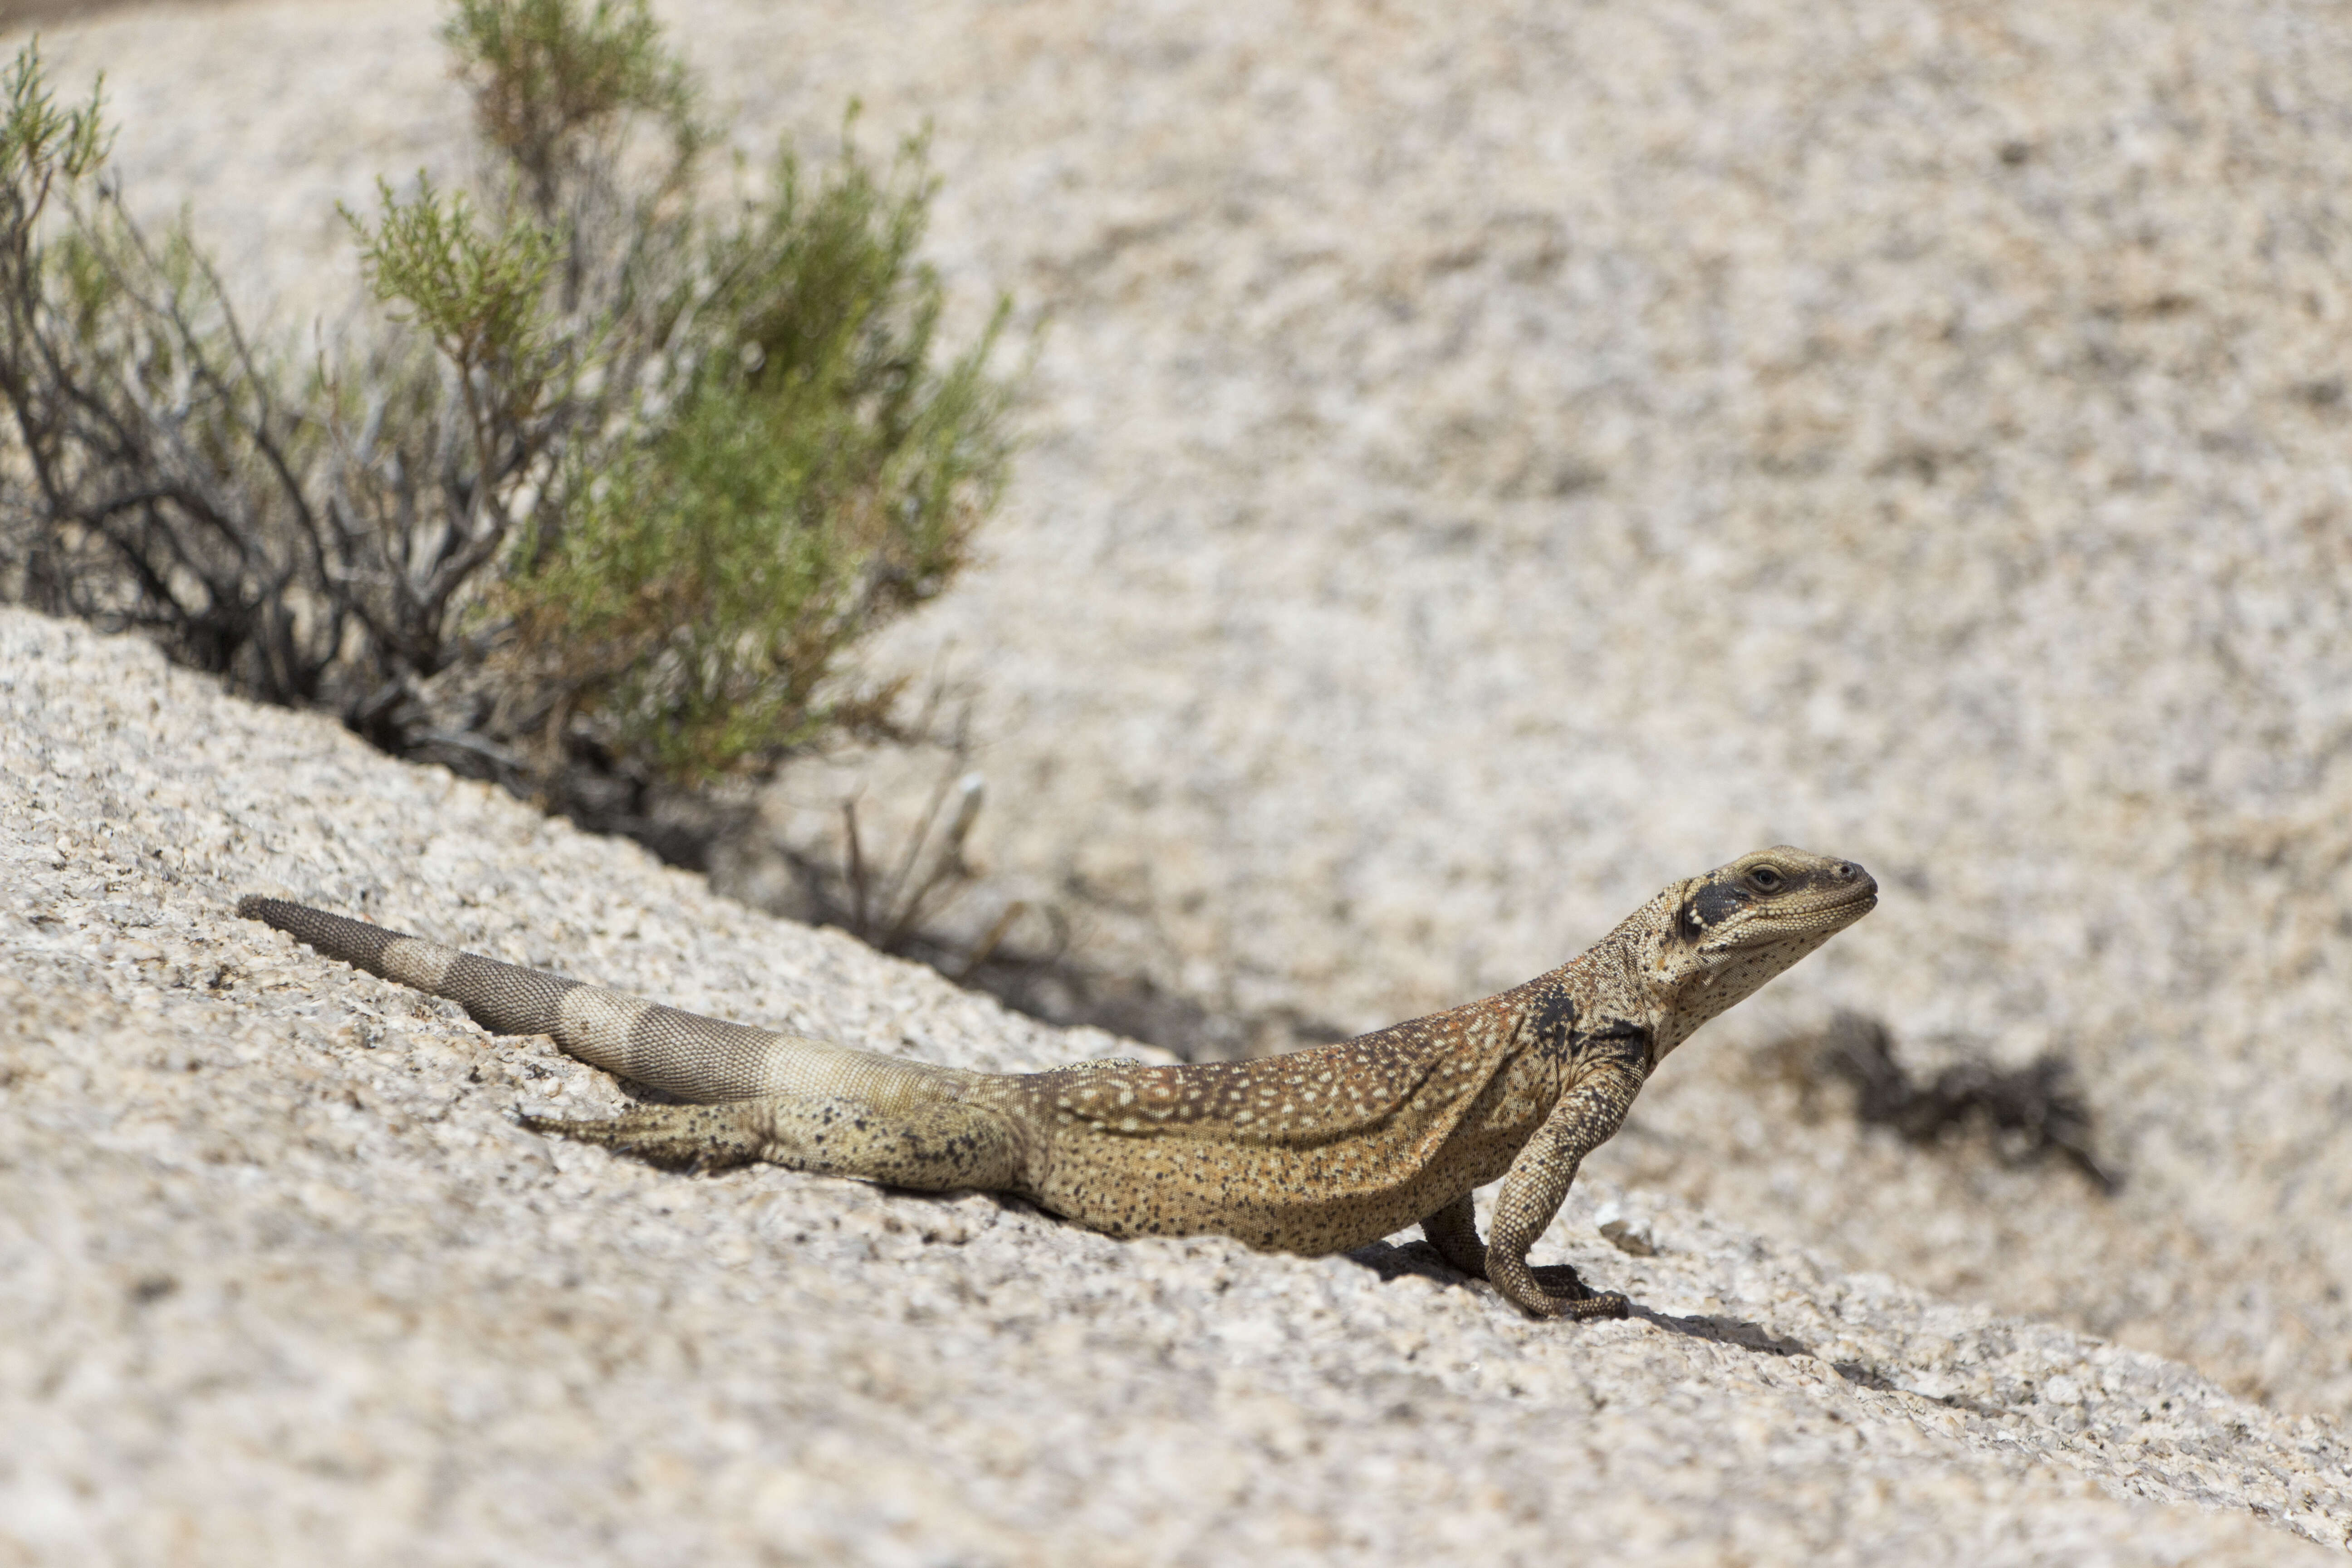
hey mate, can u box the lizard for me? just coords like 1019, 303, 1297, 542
239, 845, 1875, 1320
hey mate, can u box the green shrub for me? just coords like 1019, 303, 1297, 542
0, 1, 1019, 811
0, 45, 349, 702
441, 0, 697, 231
501, 132, 1010, 781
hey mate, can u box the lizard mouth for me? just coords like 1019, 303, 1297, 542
1822, 876, 1879, 911
1811, 877, 1879, 924
1807, 888, 1879, 937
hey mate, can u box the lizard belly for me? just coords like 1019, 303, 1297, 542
1027, 1114, 1531, 1256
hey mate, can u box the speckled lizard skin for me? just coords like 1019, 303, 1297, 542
241, 846, 1875, 1319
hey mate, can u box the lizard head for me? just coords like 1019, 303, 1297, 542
1639, 846, 1877, 1054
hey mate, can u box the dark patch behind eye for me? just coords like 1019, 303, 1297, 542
1689, 880, 1747, 931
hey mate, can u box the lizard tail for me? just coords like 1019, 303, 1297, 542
235, 897, 984, 1113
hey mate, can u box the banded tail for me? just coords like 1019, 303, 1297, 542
236, 897, 1024, 1186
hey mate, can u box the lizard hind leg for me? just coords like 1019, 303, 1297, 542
520, 1101, 772, 1172
525, 1088, 1028, 1193
1420, 1191, 1490, 1276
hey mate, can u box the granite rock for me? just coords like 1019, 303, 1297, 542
6, 609, 2351, 1562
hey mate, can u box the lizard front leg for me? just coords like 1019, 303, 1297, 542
1483, 1049, 1647, 1320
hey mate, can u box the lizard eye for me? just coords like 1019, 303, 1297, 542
1749, 867, 1784, 892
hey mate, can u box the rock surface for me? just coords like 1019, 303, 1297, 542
5, 607, 2350, 1563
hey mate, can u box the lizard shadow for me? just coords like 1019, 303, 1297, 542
1622, 1303, 1814, 1359
1347, 1239, 1814, 1359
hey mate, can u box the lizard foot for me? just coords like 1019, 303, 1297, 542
519, 1102, 768, 1172
1515, 1262, 1633, 1321
1553, 1288, 1632, 1321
